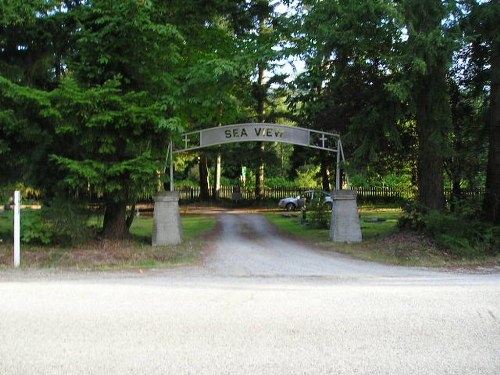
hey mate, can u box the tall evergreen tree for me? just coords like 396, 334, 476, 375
290, 0, 405, 187
464, 0, 500, 224
49, 0, 184, 238
397, 0, 455, 210
0, 1, 79, 189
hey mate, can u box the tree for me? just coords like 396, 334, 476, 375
393, 0, 456, 210
464, 0, 500, 224
290, 0, 405, 188
240, 0, 290, 201
49, 0, 183, 239
0, 1, 78, 188
160, 0, 258, 200
51, 79, 174, 238
0, 77, 55, 186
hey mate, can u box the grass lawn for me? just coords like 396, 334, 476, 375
265, 208, 499, 268
128, 214, 216, 241
0, 211, 217, 270
265, 208, 400, 242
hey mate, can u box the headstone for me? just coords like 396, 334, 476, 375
329, 189, 362, 243
152, 191, 182, 246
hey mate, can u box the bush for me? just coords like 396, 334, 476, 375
294, 164, 321, 188
303, 195, 331, 229
265, 176, 297, 188
21, 210, 54, 245
42, 197, 94, 247
397, 202, 427, 231
398, 204, 499, 258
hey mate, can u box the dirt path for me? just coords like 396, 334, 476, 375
202, 213, 451, 280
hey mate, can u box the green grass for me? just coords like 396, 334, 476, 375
265, 208, 499, 268
0, 210, 13, 241
358, 209, 402, 240
0, 212, 217, 270
129, 214, 216, 240
266, 208, 401, 243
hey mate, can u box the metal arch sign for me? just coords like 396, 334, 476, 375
174, 123, 340, 153
165, 123, 345, 192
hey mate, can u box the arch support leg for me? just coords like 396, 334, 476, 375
153, 191, 182, 246
329, 190, 362, 243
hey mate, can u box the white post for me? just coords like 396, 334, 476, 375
169, 140, 174, 192
13, 190, 21, 268
336, 141, 341, 190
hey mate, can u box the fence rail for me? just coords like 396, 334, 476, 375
174, 186, 484, 203
1, 186, 484, 207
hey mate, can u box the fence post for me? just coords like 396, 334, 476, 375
13, 190, 20, 268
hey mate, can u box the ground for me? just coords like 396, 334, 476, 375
1, 212, 499, 374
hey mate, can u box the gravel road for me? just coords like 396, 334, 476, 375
204, 214, 450, 279
1, 213, 499, 375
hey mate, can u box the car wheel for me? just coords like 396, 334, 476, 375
285, 202, 296, 211
325, 202, 333, 210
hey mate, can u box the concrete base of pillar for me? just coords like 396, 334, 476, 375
152, 191, 182, 246
329, 190, 362, 243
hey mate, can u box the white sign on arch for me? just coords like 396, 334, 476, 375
176, 123, 340, 153
167, 123, 345, 191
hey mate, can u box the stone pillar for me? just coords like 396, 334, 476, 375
152, 191, 182, 246
329, 190, 362, 243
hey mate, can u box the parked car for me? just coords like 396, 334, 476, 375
278, 190, 333, 211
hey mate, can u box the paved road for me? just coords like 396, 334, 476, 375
1, 213, 499, 374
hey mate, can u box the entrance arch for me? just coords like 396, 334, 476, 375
167, 123, 346, 192
153, 123, 361, 246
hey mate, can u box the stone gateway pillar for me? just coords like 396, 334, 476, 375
329, 190, 362, 243
152, 191, 182, 246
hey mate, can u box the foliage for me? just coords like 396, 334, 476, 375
0, 0, 499, 232
423, 212, 499, 258
294, 164, 320, 188
397, 202, 430, 232
9, 199, 94, 247
304, 195, 330, 229
349, 173, 413, 189
42, 196, 94, 247
0, 76, 55, 186
265, 176, 297, 189
50, 79, 169, 202
20, 210, 53, 245
398, 203, 500, 258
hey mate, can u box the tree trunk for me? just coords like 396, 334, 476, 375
483, 39, 500, 224
415, 80, 447, 210
255, 141, 265, 202
254, 53, 266, 203
320, 151, 331, 191
213, 150, 221, 200
406, 0, 451, 211
103, 200, 128, 239
199, 153, 210, 201
213, 108, 222, 200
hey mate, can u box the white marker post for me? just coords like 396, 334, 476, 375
13, 190, 20, 268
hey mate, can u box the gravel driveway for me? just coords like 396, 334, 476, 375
1, 213, 499, 375
204, 213, 450, 279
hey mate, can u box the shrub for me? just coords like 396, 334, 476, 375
304, 195, 331, 229
424, 212, 500, 258
21, 210, 54, 245
294, 164, 320, 188
397, 202, 427, 231
42, 197, 94, 247
265, 176, 297, 188
398, 204, 499, 258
